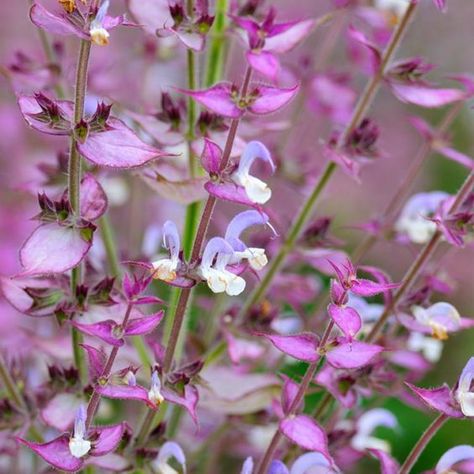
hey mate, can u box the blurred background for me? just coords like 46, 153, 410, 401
0, 1, 473, 472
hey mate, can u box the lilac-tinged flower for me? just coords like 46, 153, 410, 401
406, 332, 443, 363
400, 302, 462, 340
395, 191, 450, 244
69, 405, 91, 458
230, 141, 275, 204
406, 357, 474, 418
435, 445, 474, 473
225, 210, 271, 269
351, 409, 398, 452
153, 441, 186, 474
151, 221, 181, 282
198, 237, 246, 295
178, 82, 299, 118
89, 0, 112, 46
30, 1, 129, 45
204, 140, 276, 208
241, 456, 254, 474
456, 357, 474, 416
148, 370, 165, 406
17, 407, 127, 471
290, 452, 340, 474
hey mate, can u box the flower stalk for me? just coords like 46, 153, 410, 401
238, 0, 419, 320
399, 413, 448, 474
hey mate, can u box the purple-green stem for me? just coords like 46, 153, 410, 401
69, 34, 93, 386
237, 0, 419, 322
311, 170, 474, 423
255, 322, 334, 474
134, 67, 253, 446
255, 4, 419, 471
85, 302, 133, 429
399, 414, 448, 474
162, 65, 252, 374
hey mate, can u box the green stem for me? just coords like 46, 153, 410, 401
0, 353, 27, 412
86, 303, 133, 428
68, 36, 93, 385
237, 0, 419, 321
204, 0, 228, 87
399, 414, 447, 474
99, 215, 121, 278
366, 170, 474, 343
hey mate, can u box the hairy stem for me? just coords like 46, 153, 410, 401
162, 67, 252, 374
367, 170, 474, 342
399, 414, 447, 474
86, 303, 133, 429
68, 35, 93, 385
237, 1, 419, 320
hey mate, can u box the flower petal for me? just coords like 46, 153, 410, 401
71, 320, 123, 347
436, 445, 474, 473
405, 382, 463, 418
328, 304, 362, 339
124, 311, 164, 336
91, 423, 127, 456
177, 83, 243, 118
389, 82, 466, 108
162, 385, 199, 425
19, 223, 93, 277
225, 209, 270, 251
77, 118, 169, 168
258, 332, 319, 362
16, 435, 84, 472
80, 174, 108, 221
280, 415, 330, 459
326, 340, 383, 369
30, 3, 87, 39
246, 51, 280, 81
249, 84, 299, 115
41, 393, 83, 431
96, 383, 157, 409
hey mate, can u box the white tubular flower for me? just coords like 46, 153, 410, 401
231, 141, 275, 204
89, 0, 111, 46
407, 332, 443, 363
152, 221, 181, 282
198, 237, 246, 296
351, 409, 398, 452
412, 302, 461, 340
153, 441, 186, 474
456, 357, 474, 417
148, 371, 165, 406
375, 0, 409, 19
395, 191, 449, 244
225, 210, 272, 271
69, 405, 91, 458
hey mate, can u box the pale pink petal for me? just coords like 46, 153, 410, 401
249, 84, 299, 115
326, 340, 383, 369
80, 174, 108, 221
246, 51, 280, 81
389, 82, 466, 108
280, 415, 330, 458
30, 3, 87, 39
78, 118, 169, 168
259, 332, 319, 362
19, 223, 93, 276
16, 435, 83, 472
